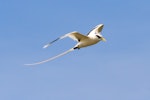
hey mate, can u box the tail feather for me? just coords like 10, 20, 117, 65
25, 48, 74, 66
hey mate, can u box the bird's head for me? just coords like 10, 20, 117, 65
95, 24, 106, 42
96, 34, 106, 42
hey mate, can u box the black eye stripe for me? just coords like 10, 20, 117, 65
96, 35, 101, 39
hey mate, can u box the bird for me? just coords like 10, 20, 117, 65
25, 24, 106, 65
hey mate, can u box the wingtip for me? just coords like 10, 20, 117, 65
43, 45, 47, 49
43, 44, 50, 49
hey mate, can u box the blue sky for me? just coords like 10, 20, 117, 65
0, 0, 150, 100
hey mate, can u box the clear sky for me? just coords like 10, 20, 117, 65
0, 0, 150, 100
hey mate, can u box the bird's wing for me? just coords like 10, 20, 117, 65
67, 31, 88, 42
43, 31, 88, 48
87, 24, 104, 36
25, 48, 75, 66
43, 34, 68, 48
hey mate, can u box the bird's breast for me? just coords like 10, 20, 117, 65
78, 38, 100, 48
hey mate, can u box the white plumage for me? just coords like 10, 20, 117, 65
25, 24, 106, 65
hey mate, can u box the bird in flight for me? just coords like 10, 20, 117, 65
25, 24, 106, 65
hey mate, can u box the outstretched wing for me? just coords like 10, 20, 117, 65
43, 31, 88, 48
87, 24, 104, 36
67, 31, 88, 42
25, 48, 75, 66
43, 34, 68, 48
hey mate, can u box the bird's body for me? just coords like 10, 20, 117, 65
25, 24, 106, 65
75, 34, 100, 49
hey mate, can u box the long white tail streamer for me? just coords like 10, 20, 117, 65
25, 48, 74, 66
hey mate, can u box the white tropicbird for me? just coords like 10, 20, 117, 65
25, 24, 106, 65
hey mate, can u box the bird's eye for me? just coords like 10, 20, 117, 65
96, 35, 101, 39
